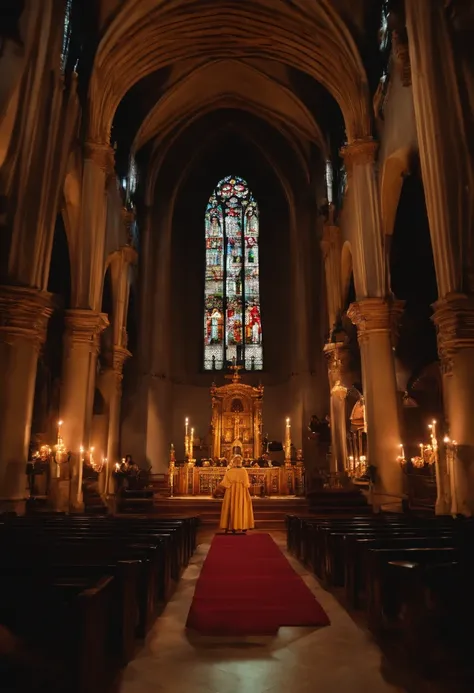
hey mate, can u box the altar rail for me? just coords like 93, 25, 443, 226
171, 464, 305, 496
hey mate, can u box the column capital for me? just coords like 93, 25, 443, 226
432, 294, 474, 370
112, 345, 132, 374
84, 141, 115, 175
323, 342, 350, 388
0, 285, 54, 350
392, 30, 412, 87
64, 309, 109, 354
347, 298, 405, 344
339, 138, 378, 172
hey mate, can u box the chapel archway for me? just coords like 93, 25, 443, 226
389, 168, 441, 453
30, 213, 71, 454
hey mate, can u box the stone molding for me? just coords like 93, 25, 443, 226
340, 138, 378, 173
432, 294, 474, 373
64, 309, 109, 354
84, 141, 115, 175
347, 297, 405, 345
112, 344, 132, 374
0, 285, 54, 350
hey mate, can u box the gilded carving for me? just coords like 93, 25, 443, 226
210, 374, 264, 458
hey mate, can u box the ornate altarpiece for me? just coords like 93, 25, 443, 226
210, 366, 263, 460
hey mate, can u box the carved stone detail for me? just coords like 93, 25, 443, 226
112, 344, 132, 375
347, 298, 405, 346
323, 341, 350, 389
64, 309, 109, 355
0, 285, 54, 350
121, 208, 136, 245
84, 141, 115, 174
340, 139, 378, 174
432, 293, 474, 368
392, 31, 412, 87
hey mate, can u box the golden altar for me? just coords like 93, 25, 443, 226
171, 464, 304, 496
169, 365, 305, 496
209, 365, 263, 459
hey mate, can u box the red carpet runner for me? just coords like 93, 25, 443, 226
186, 533, 330, 635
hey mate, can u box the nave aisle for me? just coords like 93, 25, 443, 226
119, 532, 404, 693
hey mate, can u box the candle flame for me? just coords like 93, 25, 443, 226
443, 436, 450, 443
58, 420, 63, 426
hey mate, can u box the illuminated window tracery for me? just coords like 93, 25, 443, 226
204, 176, 263, 371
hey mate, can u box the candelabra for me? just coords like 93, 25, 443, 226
169, 443, 175, 497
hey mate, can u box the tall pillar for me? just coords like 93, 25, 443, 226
0, 286, 53, 512
433, 295, 474, 515
60, 309, 108, 506
324, 342, 349, 474
329, 386, 348, 475
405, 0, 469, 298
102, 346, 131, 490
348, 299, 404, 511
320, 212, 343, 330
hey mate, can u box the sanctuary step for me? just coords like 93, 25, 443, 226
147, 496, 309, 529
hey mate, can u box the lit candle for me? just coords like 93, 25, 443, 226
419, 443, 424, 459
399, 443, 405, 460
185, 418, 189, 436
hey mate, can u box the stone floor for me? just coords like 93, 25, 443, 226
118, 531, 406, 693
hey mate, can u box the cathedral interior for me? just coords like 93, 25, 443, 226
1, 1, 474, 692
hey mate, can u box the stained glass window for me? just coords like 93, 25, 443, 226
204, 176, 263, 371
61, 0, 73, 73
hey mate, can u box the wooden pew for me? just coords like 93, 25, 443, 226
0, 573, 116, 693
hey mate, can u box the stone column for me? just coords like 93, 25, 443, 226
330, 385, 348, 475
405, 0, 469, 297
324, 342, 349, 474
433, 294, 474, 515
348, 299, 404, 511
320, 213, 343, 330
102, 346, 131, 492
59, 309, 108, 507
0, 286, 53, 513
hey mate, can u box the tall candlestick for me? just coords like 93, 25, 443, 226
185, 418, 189, 436
77, 446, 84, 503
190, 428, 194, 458
104, 458, 109, 495
285, 418, 291, 460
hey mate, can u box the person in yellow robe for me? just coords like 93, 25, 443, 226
216, 455, 255, 533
